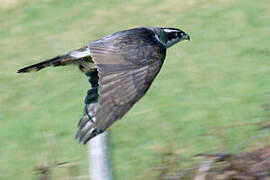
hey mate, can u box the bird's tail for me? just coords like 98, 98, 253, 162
17, 55, 76, 73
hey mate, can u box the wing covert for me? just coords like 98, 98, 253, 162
76, 27, 166, 144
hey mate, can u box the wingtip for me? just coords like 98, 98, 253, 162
75, 135, 88, 145
75, 127, 101, 145
75, 129, 88, 144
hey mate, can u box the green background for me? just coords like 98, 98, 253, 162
0, 0, 270, 179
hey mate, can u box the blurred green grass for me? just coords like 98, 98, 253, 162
0, 0, 270, 179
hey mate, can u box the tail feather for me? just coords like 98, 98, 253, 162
17, 46, 92, 73
17, 55, 75, 73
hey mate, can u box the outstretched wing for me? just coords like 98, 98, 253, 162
76, 27, 166, 144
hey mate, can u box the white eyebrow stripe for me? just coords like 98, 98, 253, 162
163, 29, 178, 33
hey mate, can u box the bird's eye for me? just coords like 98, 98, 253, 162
168, 32, 175, 40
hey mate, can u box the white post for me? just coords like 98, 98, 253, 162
88, 131, 113, 180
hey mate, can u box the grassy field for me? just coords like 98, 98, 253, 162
1, 0, 270, 179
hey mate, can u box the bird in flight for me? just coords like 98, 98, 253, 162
18, 27, 190, 144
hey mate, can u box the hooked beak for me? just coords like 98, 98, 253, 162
183, 34, 190, 41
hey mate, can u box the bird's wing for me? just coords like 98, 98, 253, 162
76, 29, 166, 144
76, 62, 163, 144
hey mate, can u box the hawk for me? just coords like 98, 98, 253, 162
18, 27, 190, 144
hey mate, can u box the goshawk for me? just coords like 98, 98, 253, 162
18, 27, 190, 144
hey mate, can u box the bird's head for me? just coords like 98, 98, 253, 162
160, 28, 190, 48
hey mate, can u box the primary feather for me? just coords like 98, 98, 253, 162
17, 27, 189, 144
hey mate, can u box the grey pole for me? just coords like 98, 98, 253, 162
88, 131, 113, 180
